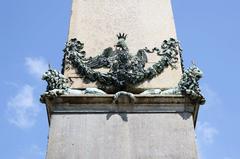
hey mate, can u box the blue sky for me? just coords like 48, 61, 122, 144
0, 0, 239, 158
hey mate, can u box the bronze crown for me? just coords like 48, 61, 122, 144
117, 33, 127, 40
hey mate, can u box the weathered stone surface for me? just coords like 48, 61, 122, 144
44, 95, 200, 124
64, 0, 183, 90
46, 113, 198, 159
45, 95, 200, 159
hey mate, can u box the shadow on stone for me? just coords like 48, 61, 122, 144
178, 112, 191, 120
106, 113, 128, 122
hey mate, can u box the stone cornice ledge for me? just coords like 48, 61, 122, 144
44, 95, 200, 127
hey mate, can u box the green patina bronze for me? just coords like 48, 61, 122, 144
41, 33, 204, 105
141, 64, 205, 104
40, 68, 106, 103
62, 33, 180, 91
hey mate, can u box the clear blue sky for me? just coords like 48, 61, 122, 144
0, 0, 239, 158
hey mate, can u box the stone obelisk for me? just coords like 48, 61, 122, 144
42, 0, 205, 159
64, 0, 183, 90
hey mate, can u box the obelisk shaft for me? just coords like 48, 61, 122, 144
65, 0, 183, 90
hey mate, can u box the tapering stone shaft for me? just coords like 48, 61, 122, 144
64, 0, 183, 90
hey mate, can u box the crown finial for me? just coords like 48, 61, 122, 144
116, 33, 127, 40
48, 64, 51, 70
191, 60, 196, 66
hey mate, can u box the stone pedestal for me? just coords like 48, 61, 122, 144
45, 95, 199, 159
